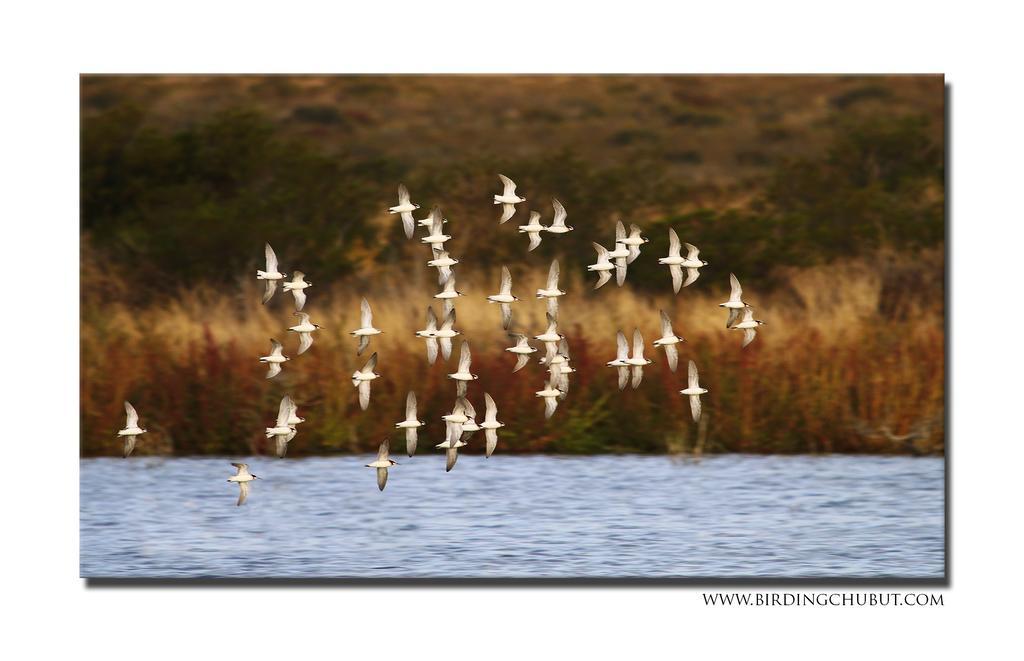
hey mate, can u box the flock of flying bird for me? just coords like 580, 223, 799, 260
114, 175, 766, 504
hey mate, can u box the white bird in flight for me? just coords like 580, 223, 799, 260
420, 206, 452, 253
626, 328, 653, 389
719, 273, 750, 328
533, 312, 564, 358
265, 394, 299, 458
620, 223, 649, 264
609, 222, 631, 286
258, 338, 289, 379
415, 306, 440, 365
395, 391, 425, 457
545, 338, 574, 397
480, 393, 505, 458
536, 259, 565, 319
257, 243, 287, 304
389, 184, 420, 239
350, 297, 382, 356
731, 305, 766, 347
459, 398, 480, 441
282, 271, 311, 311
434, 272, 464, 316
588, 242, 616, 289
607, 330, 630, 390
494, 174, 525, 224
427, 250, 459, 285
518, 211, 545, 252
351, 352, 380, 411
652, 310, 685, 372
543, 199, 573, 235
505, 333, 538, 372
448, 340, 479, 397
288, 312, 322, 355
680, 360, 708, 423
535, 380, 563, 419
662, 232, 707, 292
366, 440, 398, 491
118, 400, 147, 458
487, 265, 518, 330
433, 308, 460, 361
227, 463, 260, 506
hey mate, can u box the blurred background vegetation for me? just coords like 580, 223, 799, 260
81, 75, 945, 457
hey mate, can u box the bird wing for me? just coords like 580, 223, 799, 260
446, 446, 459, 472
665, 344, 679, 373
291, 288, 306, 311
684, 267, 700, 287
265, 243, 278, 272
742, 328, 757, 348
123, 436, 136, 458
360, 297, 373, 328
485, 429, 498, 458
426, 337, 439, 365
546, 297, 559, 321
298, 332, 313, 355
237, 481, 249, 506
265, 362, 282, 379
498, 173, 516, 196
462, 397, 477, 420
632, 328, 645, 359
617, 366, 629, 390
659, 310, 673, 338
439, 336, 452, 360
262, 279, 277, 304
729, 273, 743, 302
276, 436, 288, 458
484, 393, 497, 422
631, 365, 644, 389
501, 203, 516, 224
231, 462, 247, 471
270, 338, 284, 357
458, 341, 472, 373
124, 401, 139, 428
294, 312, 310, 325
401, 212, 415, 239
513, 354, 529, 373
456, 380, 467, 398
430, 206, 443, 236
627, 244, 641, 264
500, 303, 512, 330
690, 395, 702, 423
544, 396, 558, 419
453, 397, 467, 417
527, 230, 541, 251
558, 337, 571, 360
726, 307, 741, 329
688, 360, 699, 389
426, 306, 438, 332
358, 381, 371, 410
615, 256, 627, 286
377, 467, 388, 491
406, 391, 417, 420
405, 428, 418, 457
615, 220, 626, 243
616, 330, 629, 361
363, 352, 378, 373
684, 242, 700, 260
593, 242, 610, 264
595, 270, 611, 289
546, 259, 560, 290
670, 265, 683, 294
276, 395, 293, 427
397, 183, 410, 206
545, 312, 559, 336
668, 229, 681, 258
500, 265, 512, 296
551, 198, 567, 228
377, 439, 390, 461
357, 334, 369, 356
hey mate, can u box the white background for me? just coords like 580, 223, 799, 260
1, 1, 1022, 658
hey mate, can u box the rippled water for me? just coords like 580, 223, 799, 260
80, 454, 944, 579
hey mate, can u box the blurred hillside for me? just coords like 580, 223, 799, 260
81, 75, 944, 296
80, 75, 945, 457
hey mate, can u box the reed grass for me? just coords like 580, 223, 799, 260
80, 248, 944, 457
